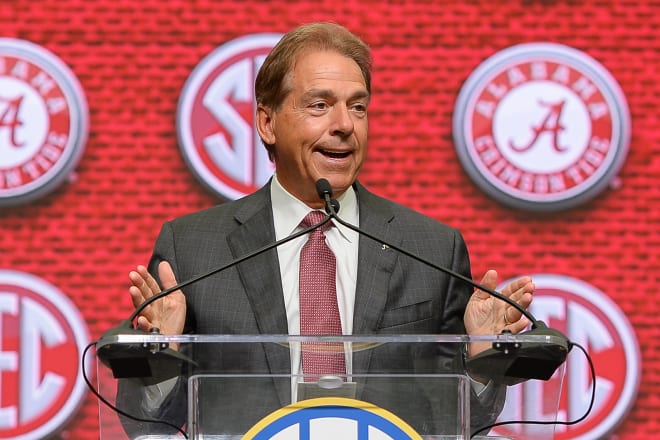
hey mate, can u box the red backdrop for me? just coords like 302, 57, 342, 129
0, 0, 658, 438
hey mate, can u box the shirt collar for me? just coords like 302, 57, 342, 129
271, 174, 359, 241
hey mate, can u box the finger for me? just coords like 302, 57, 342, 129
504, 291, 532, 315
128, 266, 164, 316
503, 291, 534, 325
507, 316, 531, 334
136, 315, 152, 332
474, 269, 498, 299
129, 268, 154, 298
502, 276, 534, 299
136, 265, 163, 296
500, 279, 521, 298
128, 284, 146, 309
501, 282, 535, 320
504, 304, 521, 324
128, 270, 153, 308
158, 261, 179, 291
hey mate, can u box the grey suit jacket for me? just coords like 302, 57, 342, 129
119, 180, 505, 436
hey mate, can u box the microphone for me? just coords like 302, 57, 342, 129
316, 178, 340, 215
315, 178, 571, 385
96, 205, 334, 383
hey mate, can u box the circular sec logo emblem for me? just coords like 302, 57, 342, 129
0, 270, 90, 439
177, 34, 281, 201
453, 43, 630, 211
244, 397, 423, 440
0, 38, 88, 207
495, 274, 640, 440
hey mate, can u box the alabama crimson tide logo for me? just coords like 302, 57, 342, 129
0, 39, 88, 207
0, 270, 90, 439
495, 274, 640, 439
177, 34, 281, 201
453, 43, 630, 211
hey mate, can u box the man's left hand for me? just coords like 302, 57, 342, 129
464, 269, 534, 357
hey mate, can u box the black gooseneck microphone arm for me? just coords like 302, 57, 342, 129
98, 212, 334, 348
315, 178, 540, 327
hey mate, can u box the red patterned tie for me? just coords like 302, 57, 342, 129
299, 211, 346, 381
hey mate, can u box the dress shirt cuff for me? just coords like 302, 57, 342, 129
141, 377, 179, 413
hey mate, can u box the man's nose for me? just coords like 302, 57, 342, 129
330, 104, 354, 137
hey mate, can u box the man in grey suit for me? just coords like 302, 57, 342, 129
121, 21, 534, 437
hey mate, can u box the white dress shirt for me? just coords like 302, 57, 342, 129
270, 174, 359, 400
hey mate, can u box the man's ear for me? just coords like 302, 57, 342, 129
256, 104, 276, 145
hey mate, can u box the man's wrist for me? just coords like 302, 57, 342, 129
463, 343, 490, 385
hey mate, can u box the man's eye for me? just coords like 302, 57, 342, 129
352, 103, 368, 113
310, 102, 328, 110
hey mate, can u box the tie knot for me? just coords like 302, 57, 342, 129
301, 211, 331, 232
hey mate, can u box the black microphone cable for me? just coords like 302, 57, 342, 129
81, 341, 189, 438
471, 341, 596, 438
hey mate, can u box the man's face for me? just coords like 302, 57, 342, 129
257, 50, 370, 208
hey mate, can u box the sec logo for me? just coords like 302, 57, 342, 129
243, 397, 423, 440
494, 274, 640, 440
453, 43, 630, 211
0, 38, 88, 207
177, 34, 281, 201
0, 270, 90, 439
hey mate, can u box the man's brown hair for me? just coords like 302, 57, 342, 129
256, 21, 372, 109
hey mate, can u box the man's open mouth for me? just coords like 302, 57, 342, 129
320, 149, 351, 159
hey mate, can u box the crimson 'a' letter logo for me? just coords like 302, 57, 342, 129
453, 43, 630, 212
177, 34, 281, 201
0, 38, 88, 207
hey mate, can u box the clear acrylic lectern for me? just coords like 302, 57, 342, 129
93, 334, 567, 440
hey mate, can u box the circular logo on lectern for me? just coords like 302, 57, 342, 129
244, 397, 423, 439
0, 38, 88, 207
177, 34, 280, 201
453, 43, 630, 211
0, 270, 90, 439
494, 274, 640, 440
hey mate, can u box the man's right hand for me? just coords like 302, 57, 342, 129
128, 261, 186, 339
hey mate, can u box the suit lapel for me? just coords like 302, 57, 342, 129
352, 182, 400, 333
352, 183, 400, 373
226, 185, 290, 405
